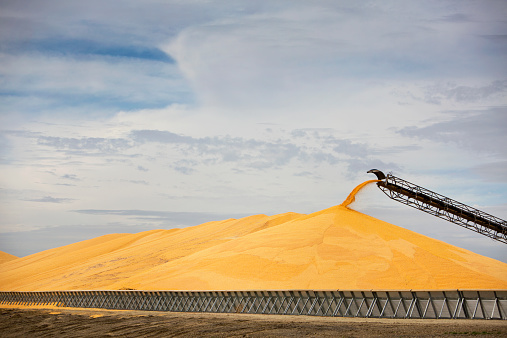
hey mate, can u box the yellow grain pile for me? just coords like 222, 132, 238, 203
0, 251, 17, 265
1, 181, 506, 291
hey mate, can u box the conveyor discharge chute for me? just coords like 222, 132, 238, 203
367, 169, 507, 244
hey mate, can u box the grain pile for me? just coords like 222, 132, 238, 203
0, 251, 17, 265
1, 181, 506, 291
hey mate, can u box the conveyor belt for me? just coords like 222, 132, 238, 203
367, 169, 507, 244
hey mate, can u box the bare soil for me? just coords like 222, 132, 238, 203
1, 306, 506, 337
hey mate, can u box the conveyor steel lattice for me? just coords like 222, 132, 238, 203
368, 169, 507, 244
1, 290, 506, 320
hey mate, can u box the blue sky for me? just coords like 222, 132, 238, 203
1, 0, 506, 261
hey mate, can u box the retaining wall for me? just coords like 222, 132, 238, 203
1, 290, 505, 319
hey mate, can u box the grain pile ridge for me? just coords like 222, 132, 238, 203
1, 181, 506, 291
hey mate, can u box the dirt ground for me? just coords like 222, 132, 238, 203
1, 305, 506, 337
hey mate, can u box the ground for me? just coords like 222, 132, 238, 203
0, 306, 506, 337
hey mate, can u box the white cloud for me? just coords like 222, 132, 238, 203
399, 107, 507, 158
472, 161, 507, 183
22, 196, 75, 203
0, 52, 192, 116
164, 1, 507, 112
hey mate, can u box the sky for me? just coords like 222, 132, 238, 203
1, 0, 506, 262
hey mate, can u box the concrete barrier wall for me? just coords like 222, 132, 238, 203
1, 290, 505, 319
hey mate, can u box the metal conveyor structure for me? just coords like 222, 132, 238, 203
367, 169, 507, 244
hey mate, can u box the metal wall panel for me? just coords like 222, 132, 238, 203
1, 290, 505, 319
